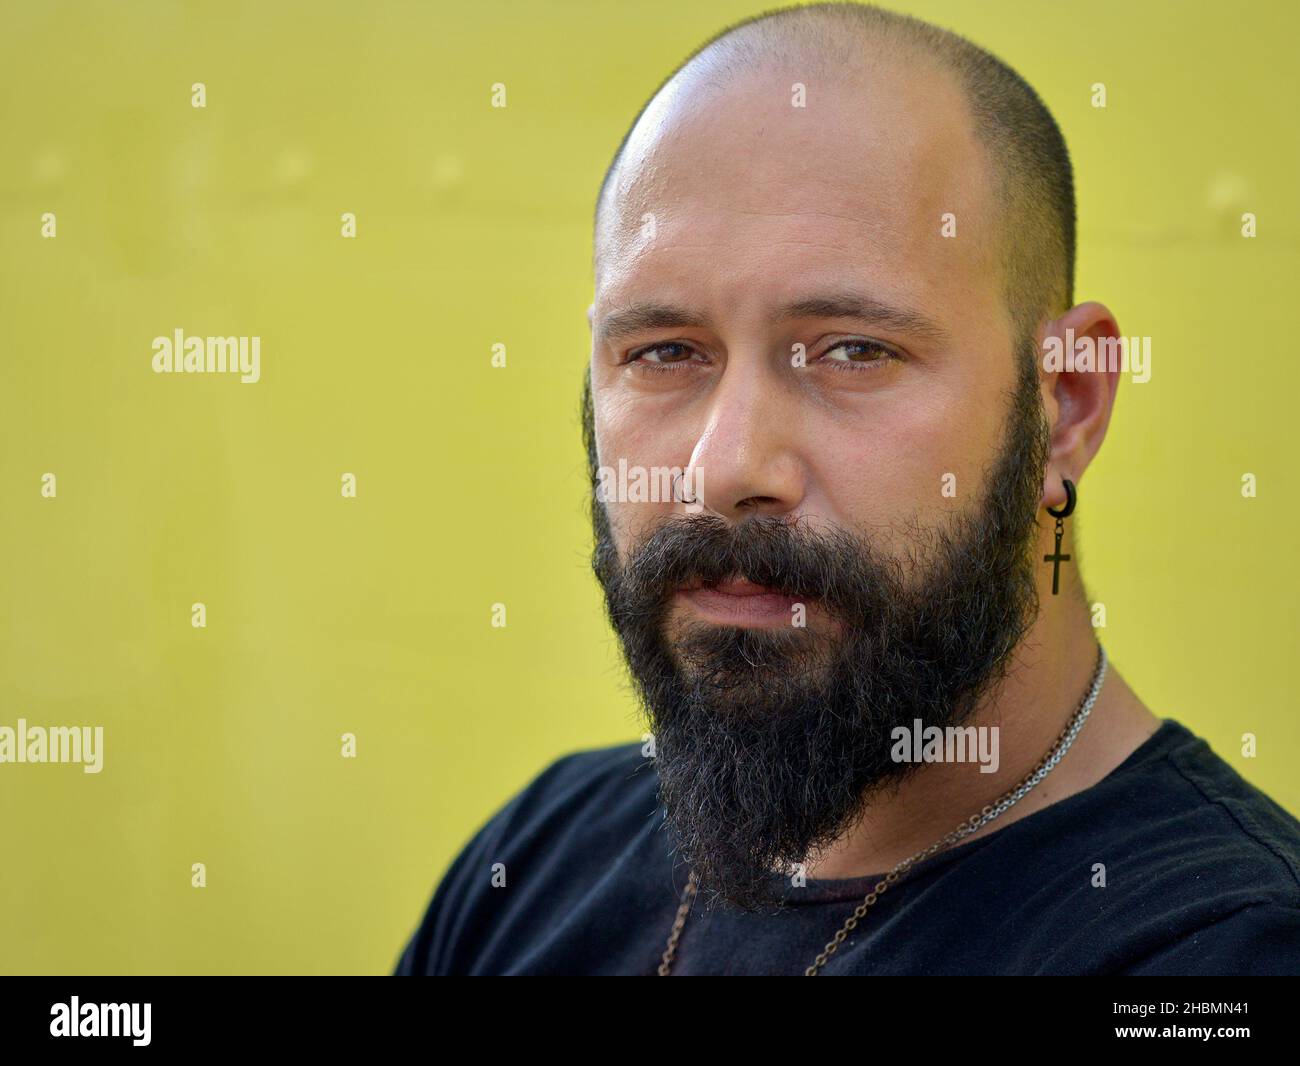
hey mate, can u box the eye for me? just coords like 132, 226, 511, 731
818, 339, 898, 369
626, 342, 700, 371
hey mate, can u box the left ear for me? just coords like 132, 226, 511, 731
1037, 301, 1122, 510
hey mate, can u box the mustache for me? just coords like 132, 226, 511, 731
600, 512, 910, 617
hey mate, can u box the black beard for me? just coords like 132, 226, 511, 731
584, 346, 1051, 912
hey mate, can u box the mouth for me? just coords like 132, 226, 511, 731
674, 576, 805, 629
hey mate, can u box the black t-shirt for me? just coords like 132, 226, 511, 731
394, 719, 1300, 975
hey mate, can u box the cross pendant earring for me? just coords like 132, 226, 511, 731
1044, 477, 1076, 595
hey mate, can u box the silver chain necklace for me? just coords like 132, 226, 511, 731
658, 643, 1109, 976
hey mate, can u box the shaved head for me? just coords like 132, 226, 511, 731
595, 1, 1075, 342
581, 2, 1113, 910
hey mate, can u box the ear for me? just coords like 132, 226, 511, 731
1037, 301, 1122, 510
586, 302, 595, 333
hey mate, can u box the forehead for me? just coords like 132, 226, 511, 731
596, 59, 1005, 334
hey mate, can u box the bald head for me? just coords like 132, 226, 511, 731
595, 1, 1075, 342
582, 6, 1121, 913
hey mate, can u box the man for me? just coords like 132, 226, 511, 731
396, 2, 1300, 975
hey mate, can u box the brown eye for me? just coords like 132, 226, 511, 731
821, 340, 896, 367
631, 343, 697, 366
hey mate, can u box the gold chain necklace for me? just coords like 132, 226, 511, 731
657, 644, 1108, 976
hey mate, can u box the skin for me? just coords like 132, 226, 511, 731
587, 52, 1160, 878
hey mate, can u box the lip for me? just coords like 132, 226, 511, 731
674, 577, 803, 628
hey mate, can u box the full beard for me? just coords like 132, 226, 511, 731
585, 347, 1051, 912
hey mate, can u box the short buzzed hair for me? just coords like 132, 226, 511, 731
595, 1, 1076, 344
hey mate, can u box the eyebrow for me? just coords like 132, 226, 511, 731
595, 291, 950, 346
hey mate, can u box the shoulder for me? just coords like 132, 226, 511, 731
393, 740, 658, 975
1146, 718, 1300, 898
1039, 718, 1300, 974
1062, 717, 1300, 895
1128, 719, 1300, 974
508, 741, 659, 826
1161, 721, 1300, 885
480, 740, 661, 867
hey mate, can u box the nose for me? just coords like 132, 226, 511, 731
686, 363, 806, 522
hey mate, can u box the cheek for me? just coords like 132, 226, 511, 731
593, 373, 670, 456
593, 391, 682, 548
809, 395, 1003, 541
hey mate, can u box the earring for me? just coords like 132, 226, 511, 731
1043, 478, 1076, 595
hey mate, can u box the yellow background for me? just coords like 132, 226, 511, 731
1, 0, 1296, 974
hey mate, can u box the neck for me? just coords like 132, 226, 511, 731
802, 548, 1161, 881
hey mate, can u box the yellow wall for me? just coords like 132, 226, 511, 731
1, 0, 1295, 974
